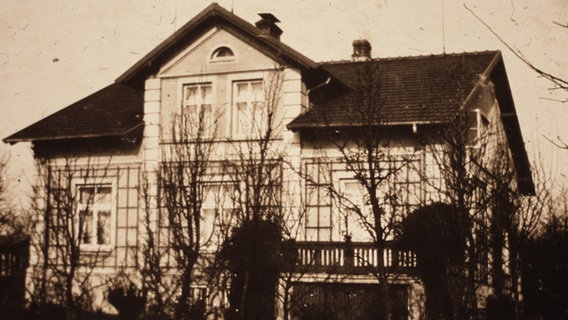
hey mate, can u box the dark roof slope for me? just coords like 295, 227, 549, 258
288, 51, 499, 129
288, 50, 534, 195
5, 3, 318, 144
3, 83, 143, 143
116, 2, 319, 86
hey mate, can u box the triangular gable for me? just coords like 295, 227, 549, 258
158, 27, 282, 78
115, 3, 320, 87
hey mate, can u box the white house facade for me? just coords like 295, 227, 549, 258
4, 3, 534, 320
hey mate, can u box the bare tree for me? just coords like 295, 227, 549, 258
140, 86, 222, 320
414, 94, 545, 319
216, 68, 291, 320
464, 4, 568, 100
304, 61, 418, 320
28, 155, 114, 320
464, 4, 568, 150
0, 154, 23, 235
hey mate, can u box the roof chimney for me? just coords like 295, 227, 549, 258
255, 13, 283, 40
352, 39, 372, 61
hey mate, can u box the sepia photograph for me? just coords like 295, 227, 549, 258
0, 1, 566, 319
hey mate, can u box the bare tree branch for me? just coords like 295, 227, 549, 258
464, 4, 568, 94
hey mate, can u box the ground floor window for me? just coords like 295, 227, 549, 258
77, 183, 114, 249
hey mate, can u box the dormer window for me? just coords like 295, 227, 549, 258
210, 46, 235, 62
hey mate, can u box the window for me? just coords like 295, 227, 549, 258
232, 80, 264, 137
305, 162, 332, 241
77, 184, 114, 249
340, 180, 372, 242
189, 286, 208, 303
389, 157, 422, 215
202, 184, 235, 235
210, 46, 235, 62
181, 83, 213, 137
466, 108, 489, 148
342, 180, 369, 215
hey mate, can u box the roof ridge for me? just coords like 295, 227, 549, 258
318, 50, 500, 65
115, 2, 319, 85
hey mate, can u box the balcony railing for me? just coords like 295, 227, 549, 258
282, 241, 417, 275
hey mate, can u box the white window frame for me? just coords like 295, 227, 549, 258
208, 44, 237, 63
227, 72, 265, 138
304, 161, 333, 241
202, 182, 235, 234
74, 179, 116, 252
340, 179, 370, 217
179, 81, 215, 138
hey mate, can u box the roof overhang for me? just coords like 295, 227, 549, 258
3, 83, 144, 144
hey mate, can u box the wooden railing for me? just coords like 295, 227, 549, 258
283, 241, 416, 274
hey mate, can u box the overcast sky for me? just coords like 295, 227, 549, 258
1, 0, 567, 205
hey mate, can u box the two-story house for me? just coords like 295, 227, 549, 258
4, 3, 533, 320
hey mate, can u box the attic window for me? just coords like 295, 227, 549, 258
210, 46, 235, 62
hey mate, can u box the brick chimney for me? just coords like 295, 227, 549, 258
255, 13, 283, 40
352, 39, 372, 61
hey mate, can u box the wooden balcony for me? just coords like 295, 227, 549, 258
282, 241, 417, 275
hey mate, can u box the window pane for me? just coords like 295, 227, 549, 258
319, 191, 331, 206
184, 105, 198, 118
212, 46, 234, 58
236, 102, 248, 135
97, 210, 111, 244
306, 228, 318, 241
306, 188, 319, 206
251, 81, 263, 101
80, 210, 93, 244
202, 104, 212, 117
252, 101, 264, 113
319, 228, 331, 241
80, 187, 95, 204
185, 86, 198, 104
96, 186, 112, 204
201, 85, 212, 103
319, 207, 331, 227
236, 83, 248, 99
306, 207, 319, 227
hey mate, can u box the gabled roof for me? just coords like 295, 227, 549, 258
116, 2, 319, 86
6, 3, 321, 144
288, 50, 534, 195
3, 83, 143, 143
288, 51, 500, 129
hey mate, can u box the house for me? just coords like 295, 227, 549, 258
4, 3, 534, 319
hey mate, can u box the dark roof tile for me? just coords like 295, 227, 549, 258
3, 83, 143, 143
288, 51, 499, 129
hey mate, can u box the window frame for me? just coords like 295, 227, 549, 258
304, 161, 333, 242
202, 182, 236, 233
179, 81, 215, 139
208, 45, 237, 63
74, 179, 117, 252
229, 76, 265, 138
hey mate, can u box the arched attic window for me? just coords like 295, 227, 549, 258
210, 46, 236, 62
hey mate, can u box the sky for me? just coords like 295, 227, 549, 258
0, 0, 567, 207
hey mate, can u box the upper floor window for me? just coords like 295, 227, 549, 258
233, 79, 264, 137
77, 183, 114, 250
305, 162, 333, 241
210, 46, 235, 62
181, 83, 214, 137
